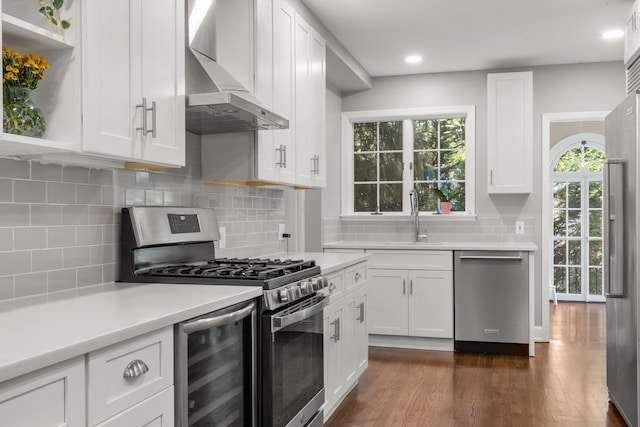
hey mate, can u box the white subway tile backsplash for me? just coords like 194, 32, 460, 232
0, 228, 12, 251
77, 225, 103, 246
0, 276, 13, 300
0, 158, 30, 179
63, 246, 92, 268
47, 182, 76, 204
89, 169, 114, 186
48, 226, 77, 248
77, 184, 102, 204
47, 269, 76, 293
61, 205, 89, 225
31, 163, 62, 182
14, 180, 46, 203
77, 266, 102, 287
62, 166, 90, 184
0, 179, 12, 202
31, 204, 62, 226
145, 189, 164, 206
0, 251, 31, 275
14, 273, 47, 298
14, 227, 47, 250
89, 206, 114, 225
32, 249, 63, 272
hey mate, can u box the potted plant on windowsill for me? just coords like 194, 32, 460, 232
431, 185, 462, 214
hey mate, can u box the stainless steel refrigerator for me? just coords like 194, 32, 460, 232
605, 91, 639, 427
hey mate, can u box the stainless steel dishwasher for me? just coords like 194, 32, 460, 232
454, 250, 528, 355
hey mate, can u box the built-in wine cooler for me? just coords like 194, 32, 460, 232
174, 300, 257, 427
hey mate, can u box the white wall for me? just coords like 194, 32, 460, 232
328, 61, 625, 328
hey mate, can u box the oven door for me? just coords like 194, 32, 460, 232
262, 294, 327, 427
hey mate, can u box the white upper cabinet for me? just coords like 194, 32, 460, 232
295, 15, 326, 188
0, 1, 83, 157
487, 71, 533, 194
253, 0, 326, 188
82, 0, 185, 167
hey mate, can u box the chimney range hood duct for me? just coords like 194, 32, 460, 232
186, 0, 288, 134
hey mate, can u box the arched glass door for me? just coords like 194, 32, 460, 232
550, 135, 605, 302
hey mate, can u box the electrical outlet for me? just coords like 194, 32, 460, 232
278, 223, 285, 241
219, 226, 226, 248
515, 221, 524, 235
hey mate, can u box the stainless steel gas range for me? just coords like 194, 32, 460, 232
119, 207, 326, 427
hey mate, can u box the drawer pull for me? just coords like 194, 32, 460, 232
354, 272, 361, 281
123, 359, 149, 378
329, 282, 336, 291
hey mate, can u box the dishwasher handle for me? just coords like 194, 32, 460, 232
458, 254, 523, 261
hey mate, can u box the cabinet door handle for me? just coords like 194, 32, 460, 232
136, 98, 156, 138
356, 302, 365, 323
136, 97, 148, 135
489, 169, 493, 185
410, 279, 413, 295
276, 145, 287, 168
402, 279, 406, 295
330, 318, 340, 342
149, 100, 157, 138
123, 359, 149, 378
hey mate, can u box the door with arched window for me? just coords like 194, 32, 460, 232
550, 134, 605, 302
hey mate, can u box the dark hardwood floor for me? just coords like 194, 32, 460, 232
325, 302, 628, 427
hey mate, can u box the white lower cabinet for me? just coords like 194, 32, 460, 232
0, 357, 86, 427
87, 327, 174, 426
323, 261, 368, 421
367, 250, 454, 350
0, 326, 174, 427
95, 386, 174, 427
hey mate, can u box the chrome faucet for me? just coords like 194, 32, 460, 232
409, 189, 427, 242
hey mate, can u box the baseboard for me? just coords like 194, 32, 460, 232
368, 335, 454, 351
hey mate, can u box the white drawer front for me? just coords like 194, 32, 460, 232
366, 250, 452, 270
95, 386, 174, 427
88, 326, 173, 426
345, 262, 366, 291
325, 270, 344, 302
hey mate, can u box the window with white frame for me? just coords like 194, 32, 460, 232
342, 106, 476, 216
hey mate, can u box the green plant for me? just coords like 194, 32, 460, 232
38, 0, 70, 35
431, 185, 462, 203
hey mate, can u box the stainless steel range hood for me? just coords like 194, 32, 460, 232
186, 0, 288, 134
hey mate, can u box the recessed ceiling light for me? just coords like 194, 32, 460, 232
602, 29, 624, 40
405, 55, 423, 64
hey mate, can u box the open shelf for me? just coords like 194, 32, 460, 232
2, 13, 72, 52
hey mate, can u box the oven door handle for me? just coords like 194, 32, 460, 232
272, 296, 327, 333
182, 301, 255, 334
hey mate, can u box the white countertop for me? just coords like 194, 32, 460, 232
289, 252, 370, 275
0, 283, 262, 384
324, 241, 537, 251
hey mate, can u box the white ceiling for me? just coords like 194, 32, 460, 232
301, 0, 631, 77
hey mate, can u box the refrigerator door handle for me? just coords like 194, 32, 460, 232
604, 158, 625, 298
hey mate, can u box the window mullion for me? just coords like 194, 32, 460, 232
403, 119, 413, 213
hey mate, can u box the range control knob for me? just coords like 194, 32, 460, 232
291, 286, 302, 300
279, 288, 289, 303
311, 277, 327, 291
300, 281, 312, 295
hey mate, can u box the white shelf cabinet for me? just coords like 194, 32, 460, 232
82, 0, 186, 167
487, 72, 533, 194
0, 4, 83, 157
323, 261, 368, 421
367, 250, 454, 350
0, 357, 85, 427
